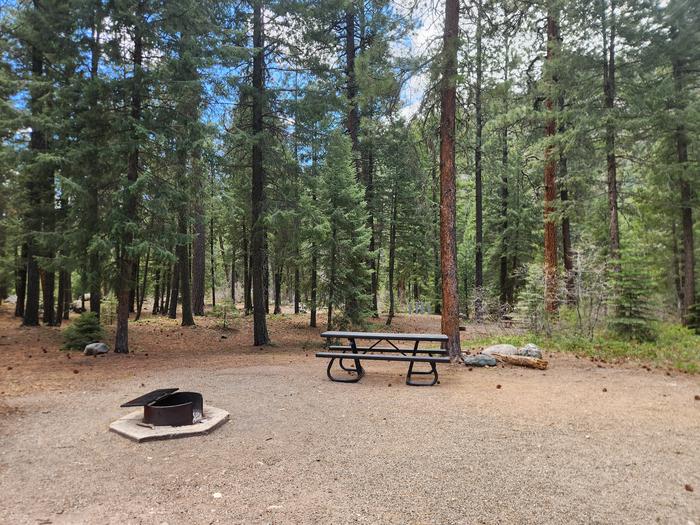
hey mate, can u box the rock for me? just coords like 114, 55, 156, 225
518, 343, 543, 359
482, 344, 518, 356
84, 342, 109, 356
463, 354, 497, 367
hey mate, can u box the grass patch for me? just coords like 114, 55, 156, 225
465, 322, 700, 373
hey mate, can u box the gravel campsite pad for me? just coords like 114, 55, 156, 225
1, 307, 699, 524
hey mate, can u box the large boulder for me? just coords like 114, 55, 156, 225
518, 343, 543, 359
482, 344, 518, 356
463, 354, 497, 367
84, 342, 109, 356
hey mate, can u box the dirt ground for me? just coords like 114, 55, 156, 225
1, 304, 699, 524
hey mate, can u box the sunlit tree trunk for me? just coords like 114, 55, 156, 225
439, 0, 461, 359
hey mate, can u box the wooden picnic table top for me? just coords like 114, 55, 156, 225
320, 330, 448, 342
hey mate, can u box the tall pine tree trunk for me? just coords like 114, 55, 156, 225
474, 0, 484, 321
191, 203, 206, 315
168, 261, 180, 319
273, 264, 282, 315
386, 186, 397, 325
430, 163, 441, 315
152, 267, 160, 314
23, 21, 48, 327
135, 247, 149, 321
602, 0, 620, 263
327, 226, 337, 330
178, 211, 194, 326
115, 1, 143, 353
294, 268, 300, 314
543, 10, 559, 314
62, 272, 71, 320
129, 259, 138, 313
439, 0, 462, 359
162, 264, 171, 315
251, 1, 270, 345
672, 56, 696, 324
559, 93, 575, 304
88, 3, 102, 319
367, 151, 378, 317
242, 222, 252, 314
15, 244, 27, 317
56, 271, 66, 326
345, 5, 360, 176
499, 40, 511, 308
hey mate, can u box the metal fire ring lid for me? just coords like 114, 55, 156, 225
120, 388, 179, 407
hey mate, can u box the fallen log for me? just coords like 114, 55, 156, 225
492, 353, 548, 370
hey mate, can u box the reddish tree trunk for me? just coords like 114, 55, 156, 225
543, 12, 559, 314
439, 0, 461, 359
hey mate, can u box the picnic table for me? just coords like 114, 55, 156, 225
316, 331, 450, 386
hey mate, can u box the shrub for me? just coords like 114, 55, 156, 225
62, 312, 105, 350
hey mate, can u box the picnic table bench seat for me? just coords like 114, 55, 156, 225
317, 330, 450, 386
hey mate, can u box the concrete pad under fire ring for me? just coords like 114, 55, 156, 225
109, 405, 229, 443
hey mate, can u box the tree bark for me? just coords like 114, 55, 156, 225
115, 0, 143, 353
602, 0, 620, 263
129, 259, 138, 313
152, 267, 160, 314
439, 0, 462, 359
673, 57, 696, 324
210, 216, 216, 309
56, 271, 66, 325
430, 163, 441, 315
162, 264, 172, 315
499, 40, 511, 308
135, 247, 150, 321
386, 186, 397, 325
178, 211, 194, 326
327, 226, 337, 330
168, 261, 180, 319
474, 0, 484, 320
23, 17, 48, 327
345, 5, 360, 177
294, 268, 300, 314
191, 203, 206, 315
15, 244, 27, 317
251, 1, 270, 345
543, 11, 559, 314
273, 264, 282, 314
62, 271, 71, 320
367, 150, 378, 317
242, 222, 252, 314
556, 89, 575, 305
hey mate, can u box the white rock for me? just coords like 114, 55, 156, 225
482, 344, 518, 356
518, 343, 543, 359
84, 342, 109, 355
212, 492, 222, 499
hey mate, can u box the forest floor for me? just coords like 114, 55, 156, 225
1, 303, 699, 524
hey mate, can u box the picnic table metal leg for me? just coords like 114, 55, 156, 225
406, 341, 439, 386
325, 337, 364, 383
326, 357, 364, 383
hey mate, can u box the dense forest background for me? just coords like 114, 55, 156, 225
0, 0, 697, 354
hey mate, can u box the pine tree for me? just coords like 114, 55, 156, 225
318, 132, 371, 328
608, 248, 658, 342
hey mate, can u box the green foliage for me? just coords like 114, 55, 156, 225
62, 312, 105, 351
608, 250, 658, 342
318, 132, 371, 327
469, 322, 700, 374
